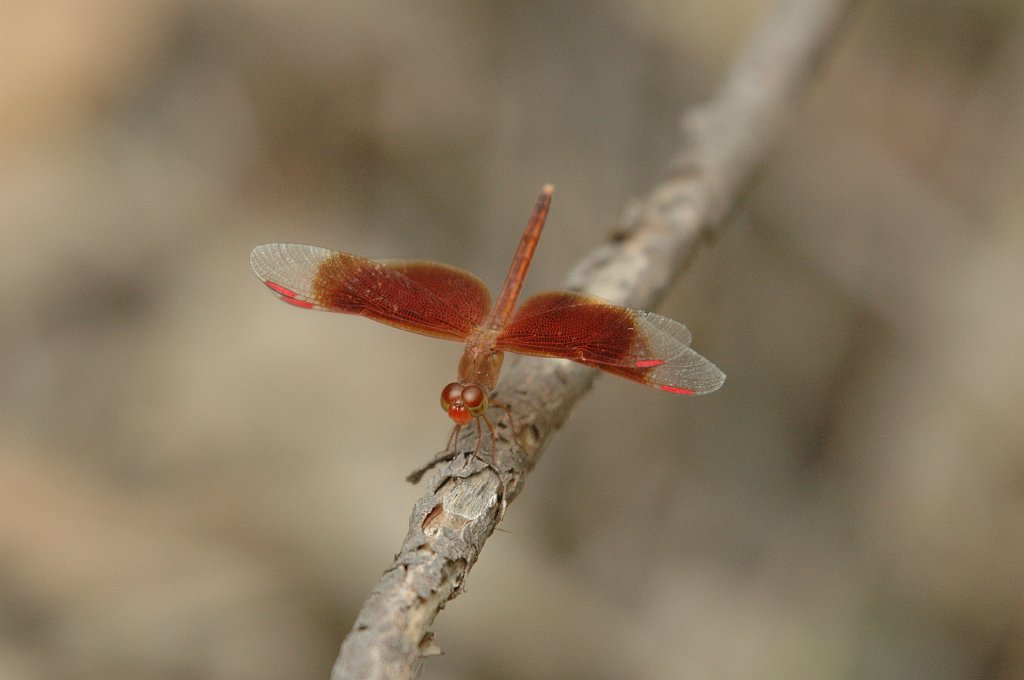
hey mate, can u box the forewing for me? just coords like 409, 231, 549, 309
249, 243, 491, 341
496, 291, 725, 394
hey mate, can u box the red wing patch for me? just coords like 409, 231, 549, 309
497, 291, 724, 395
250, 243, 492, 342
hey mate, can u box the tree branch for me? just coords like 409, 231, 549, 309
331, 0, 859, 677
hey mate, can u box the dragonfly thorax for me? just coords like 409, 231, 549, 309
456, 329, 505, 392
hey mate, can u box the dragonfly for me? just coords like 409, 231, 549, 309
250, 185, 724, 475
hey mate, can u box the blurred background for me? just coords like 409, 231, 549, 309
2, 0, 1023, 678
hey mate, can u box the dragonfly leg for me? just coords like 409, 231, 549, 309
489, 400, 524, 450
446, 424, 462, 452
405, 412, 507, 484
480, 415, 499, 467
469, 416, 502, 475
405, 425, 463, 484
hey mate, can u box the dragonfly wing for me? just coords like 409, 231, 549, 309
250, 243, 491, 341
496, 291, 725, 395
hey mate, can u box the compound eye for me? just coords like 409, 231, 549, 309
440, 382, 463, 411
460, 384, 487, 416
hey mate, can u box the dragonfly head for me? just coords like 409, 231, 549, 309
441, 382, 488, 425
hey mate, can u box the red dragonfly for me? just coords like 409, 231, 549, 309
250, 185, 724, 464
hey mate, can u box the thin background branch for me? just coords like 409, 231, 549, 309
332, 0, 860, 677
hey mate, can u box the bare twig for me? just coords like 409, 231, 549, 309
331, 0, 859, 677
